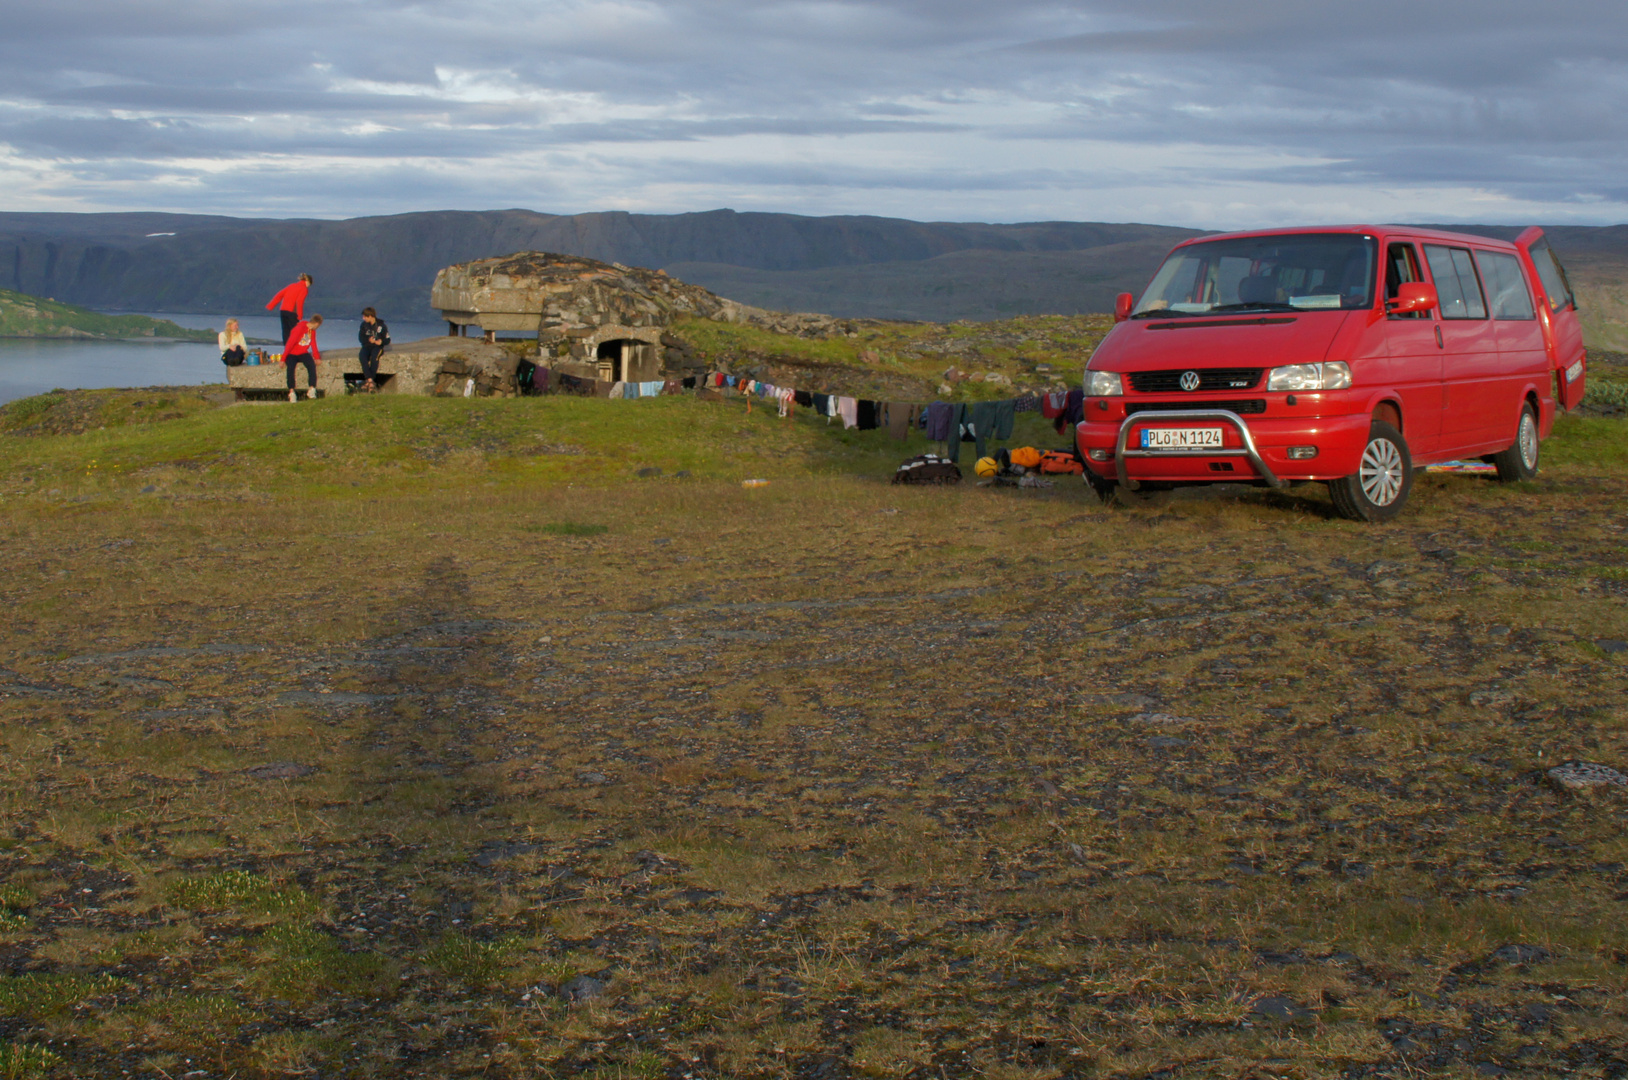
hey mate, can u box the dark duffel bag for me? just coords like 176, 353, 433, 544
892, 453, 962, 485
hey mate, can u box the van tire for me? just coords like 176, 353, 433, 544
1084, 469, 1116, 504
1328, 421, 1412, 522
1491, 402, 1540, 482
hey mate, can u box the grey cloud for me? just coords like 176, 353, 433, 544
0, 0, 1623, 224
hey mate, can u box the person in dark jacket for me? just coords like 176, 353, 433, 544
266, 274, 311, 346
357, 307, 389, 392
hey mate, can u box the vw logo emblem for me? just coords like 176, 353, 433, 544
1179, 370, 1201, 392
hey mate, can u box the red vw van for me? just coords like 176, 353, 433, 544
1077, 226, 1587, 520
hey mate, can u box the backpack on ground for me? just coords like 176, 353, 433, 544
892, 454, 962, 485
1038, 449, 1085, 475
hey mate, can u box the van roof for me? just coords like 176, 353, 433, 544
1174, 225, 1524, 253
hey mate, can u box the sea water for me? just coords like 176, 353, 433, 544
0, 312, 452, 405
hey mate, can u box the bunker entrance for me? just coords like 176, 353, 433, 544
596, 338, 657, 383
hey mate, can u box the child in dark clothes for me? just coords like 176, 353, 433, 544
357, 307, 390, 392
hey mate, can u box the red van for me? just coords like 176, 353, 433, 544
1077, 226, 1588, 520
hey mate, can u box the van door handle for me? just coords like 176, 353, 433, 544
1435, 326, 1444, 349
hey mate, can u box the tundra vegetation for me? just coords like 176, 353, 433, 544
0, 290, 214, 342
0, 345, 1626, 1079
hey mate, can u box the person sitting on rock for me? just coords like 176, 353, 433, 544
218, 318, 247, 366
284, 314, 323, 401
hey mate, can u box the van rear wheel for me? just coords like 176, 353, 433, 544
1491, 402, 1540, 482
1328, 421, 1412, 522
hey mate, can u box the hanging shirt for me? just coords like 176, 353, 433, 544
837, 397, 859, 429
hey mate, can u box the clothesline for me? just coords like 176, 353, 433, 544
528, 364, 1086, 461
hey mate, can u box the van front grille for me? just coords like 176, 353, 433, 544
1125, 399, 1267, 416
1128, 368, 1264, 393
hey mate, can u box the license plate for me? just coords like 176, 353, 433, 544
1566, 360, 1584, 383
1140, 426, 1223, 449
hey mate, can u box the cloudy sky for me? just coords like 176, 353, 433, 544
3, 0, 1625, 227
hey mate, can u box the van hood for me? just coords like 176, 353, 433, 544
1090, 312, 1351, 373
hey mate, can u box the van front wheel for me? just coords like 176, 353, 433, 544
1328, 421, 1412, 522
1491, 402, 1540, 482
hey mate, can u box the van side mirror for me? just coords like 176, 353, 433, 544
1114, 292, 1135, 322
1387, 282, 1438, 315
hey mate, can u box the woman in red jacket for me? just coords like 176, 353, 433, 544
284, 314, 323, 401
266, 274, 311, 346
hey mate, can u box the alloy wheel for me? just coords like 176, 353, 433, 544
1359, 437, 1404, 506
1519, 411, 1538, 471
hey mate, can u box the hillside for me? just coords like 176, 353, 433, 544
0, 209, 1198, 323
0, 288, 214, 341
2, 210, 1626, 348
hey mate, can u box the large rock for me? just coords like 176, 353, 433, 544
431, 251, 860, 384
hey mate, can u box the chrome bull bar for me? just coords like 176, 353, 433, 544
1114, 408, 1283, 490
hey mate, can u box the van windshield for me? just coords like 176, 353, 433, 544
1133, 234, 1377, 318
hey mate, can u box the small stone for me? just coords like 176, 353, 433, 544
578, 772, 609, 785
140, 485, 156, 493
245, 762, 317, 780
636, 467, 662, 478
1129, 712, 1193, 725
1248, 995, 1314, 1022
1491, 944, 1552, 965
1546, 762, 1627, 791
1146, 735, 1191, 749
1597, 639, 1628, 655
558, 974, 608, 1003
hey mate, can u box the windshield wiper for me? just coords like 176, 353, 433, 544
1128, 308, 1199, 320
1209, 302, 1299, 313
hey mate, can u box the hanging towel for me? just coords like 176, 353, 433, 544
856, 400, 879, 431
642, 380, 664, 397
1041, 391, 1066, 420
924, 401, 955, 441
794, 390, 813, 408
837, 397, 859, 430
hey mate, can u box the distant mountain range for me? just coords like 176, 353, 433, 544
2, 209, 1624, 347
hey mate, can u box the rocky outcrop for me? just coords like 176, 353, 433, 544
431, 251, 868, 384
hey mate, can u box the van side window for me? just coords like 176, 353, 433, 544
1526, 236, 1576, 313
1423, 245, 1487, 319
1474, 251, 1537, 320
1385, 243, 1428, 319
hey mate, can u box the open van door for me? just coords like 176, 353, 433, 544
1516, 227, 1587, 411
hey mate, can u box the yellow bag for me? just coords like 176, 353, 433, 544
1009, 446, 1042, 468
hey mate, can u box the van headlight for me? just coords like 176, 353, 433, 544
1267, 362, 1352, 391
1086, 370, 1124, 396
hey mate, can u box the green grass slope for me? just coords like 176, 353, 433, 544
0, 392, 1627, 1078
0, 288, 214, 341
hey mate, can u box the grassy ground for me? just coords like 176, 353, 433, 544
1, 387, 1627, 1079
673, 315, 1114, 400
